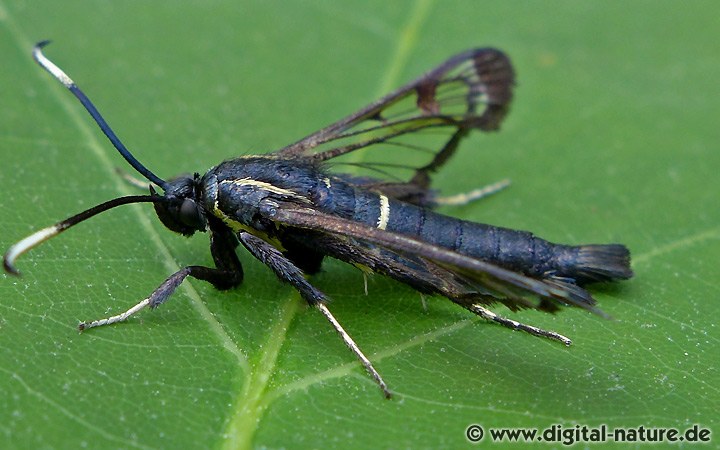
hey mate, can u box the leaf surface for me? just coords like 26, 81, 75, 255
0, 1, 717, 448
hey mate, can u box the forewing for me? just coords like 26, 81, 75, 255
263, 200, 601, 314
273, 48, 515, 185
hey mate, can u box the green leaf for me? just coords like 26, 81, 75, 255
1, 1, 717, 449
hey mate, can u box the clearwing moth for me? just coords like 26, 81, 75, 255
4, 42, 632, 398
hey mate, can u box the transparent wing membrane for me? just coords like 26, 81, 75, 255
275, 48, 514, 183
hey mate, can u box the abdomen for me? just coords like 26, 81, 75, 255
320, 181, 632, 284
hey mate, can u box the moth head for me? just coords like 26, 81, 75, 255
153, 174, 206, 236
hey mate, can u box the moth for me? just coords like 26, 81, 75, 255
4, 42, 632, 398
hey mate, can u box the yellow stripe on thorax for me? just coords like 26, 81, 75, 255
212, 198, 286, 251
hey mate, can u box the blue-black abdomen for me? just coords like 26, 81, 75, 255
201, 157, 631, 283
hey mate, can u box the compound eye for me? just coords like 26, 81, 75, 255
179, 198, 204, 229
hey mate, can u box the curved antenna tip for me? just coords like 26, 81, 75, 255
3, 225, 60, 277
3, 255, 20, 276
33, 41, 52, 62
35, 40, 52, 50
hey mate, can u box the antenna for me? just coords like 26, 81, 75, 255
32, 41, 167, 188
4, 195, 165, 275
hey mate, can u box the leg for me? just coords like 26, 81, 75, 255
431, 178, 511, 206
79, 224, 243, 330
238, 232, 391, 398
409, 129, 512, 207
78, 264, 237, 330
331, 238, 570, 345
207, 219, 244, 289
316, 303, 391, 398
360, 130, 509, 207
330, 130, 479, 208
463, 303, 572, 346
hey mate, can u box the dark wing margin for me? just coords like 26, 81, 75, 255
260, 200, 605, 316
274, 48, 515, 162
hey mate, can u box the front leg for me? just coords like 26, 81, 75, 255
79, 224, 244, 330
238, 231, 391, 398
207, 217, 244, 289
